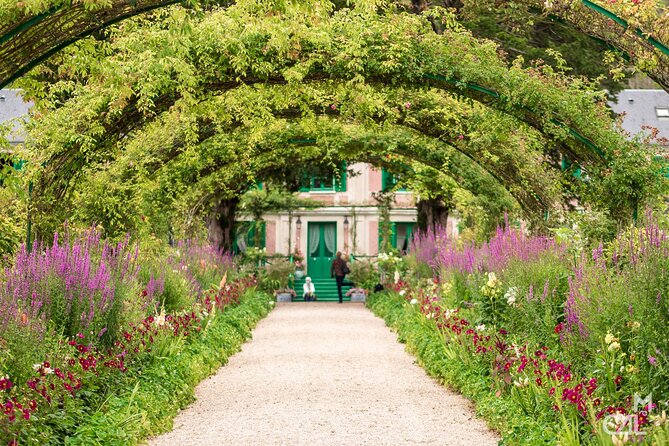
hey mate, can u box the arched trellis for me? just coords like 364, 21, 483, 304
503, 0, 669, 91
91, 85, 558, 219
138, 118, 521, 222
0, 0, 185, 89
23, 4, 660, 242
29, 5, 636, 194
1, 0, 668, 93
49, 82, 560, 215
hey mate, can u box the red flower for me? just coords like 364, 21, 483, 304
554, 323, 564, 334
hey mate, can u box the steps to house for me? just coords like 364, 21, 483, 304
292, 277, 353, 302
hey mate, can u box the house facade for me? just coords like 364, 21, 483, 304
237, 163, 461, 281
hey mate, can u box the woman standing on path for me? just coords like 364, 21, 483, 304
331, 252, 349, 303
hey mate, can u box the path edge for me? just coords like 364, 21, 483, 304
367, 291, 551, 445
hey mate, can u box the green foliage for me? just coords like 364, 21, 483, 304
14, 1, 658, 244
40, 290, 270, 445
501, 254, 570, 346
258, 257, 295, 292
347, 259, 378, 290
367, 291, 556, 444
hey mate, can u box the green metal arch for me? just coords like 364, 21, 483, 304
422, 74, 607, 160
0, 0, 182, 89
580, 0, 669, 57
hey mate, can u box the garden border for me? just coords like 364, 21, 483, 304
366, 291, 556, 445
64, 290, 272, 445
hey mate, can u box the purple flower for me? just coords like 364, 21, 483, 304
648, 356, 658, 366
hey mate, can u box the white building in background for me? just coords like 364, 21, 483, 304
237, 162, 461, 282
609, 89, 669, 147
0, 89, 31, 146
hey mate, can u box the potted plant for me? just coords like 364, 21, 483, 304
275, 288, 296, 302
293, 250, 305, 280
345, 287, 367, 302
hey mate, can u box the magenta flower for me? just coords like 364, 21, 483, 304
648, 356, 658, 366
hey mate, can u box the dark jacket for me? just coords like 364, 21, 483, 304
331, 258, 347, 277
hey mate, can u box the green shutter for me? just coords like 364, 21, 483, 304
378, 222, 396, 252
232, 221, 266, 254
391, 223, 397, 249
335, 162, 347, 192
381, 168, 391, 191
381, 168, 406, 192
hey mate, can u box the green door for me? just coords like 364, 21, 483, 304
307, 222, 337, 279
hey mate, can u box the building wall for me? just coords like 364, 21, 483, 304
258, 162, 458, 258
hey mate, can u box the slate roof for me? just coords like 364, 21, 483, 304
0, 89, 32, 145
609, 89, 669, 145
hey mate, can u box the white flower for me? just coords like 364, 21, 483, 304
32, 363, 41, 371
605, 332, 619, 345
155, 307, 166, 327
513, 377, 530, 388
399, 290, 406, 296
504, 287, 518, 306
476, 324, 486, 332
608, 341, 621, 352
626, 321, 640, 330
651, 410, 668, 427
486, 272, 498, 288
410, 298, 418, 305
426, 313, 434, 320
44, 367, 53, 375
269, 301, 275, 306
611, 432, 630, 446
394, 270, 400, 284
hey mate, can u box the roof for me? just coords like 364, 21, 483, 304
0, 89, 32, 144
609, 89, 669, 145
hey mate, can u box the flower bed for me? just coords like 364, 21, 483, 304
375, 219, 669, 445
0, 229, 273, 445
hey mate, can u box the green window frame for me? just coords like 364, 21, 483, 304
233, 221, 266, 254
378, 222, 416, 254
381, 168, 407, 192
299, 163, 347, 192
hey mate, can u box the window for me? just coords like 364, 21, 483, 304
299, 163, 347, 192
656, 107, 669, 118
378, 222, 416, 254
381, 168, 407, 192
233, 221, 266, 254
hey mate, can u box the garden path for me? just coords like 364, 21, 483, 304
149, 302, 500, 446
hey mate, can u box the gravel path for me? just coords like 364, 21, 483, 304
149, 302, 500, 446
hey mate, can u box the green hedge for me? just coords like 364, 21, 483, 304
65, 291, 272, 445
367, 291, 557, 446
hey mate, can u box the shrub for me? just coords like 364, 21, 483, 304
258, 258, 294, 293
348, 260, 378, 290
